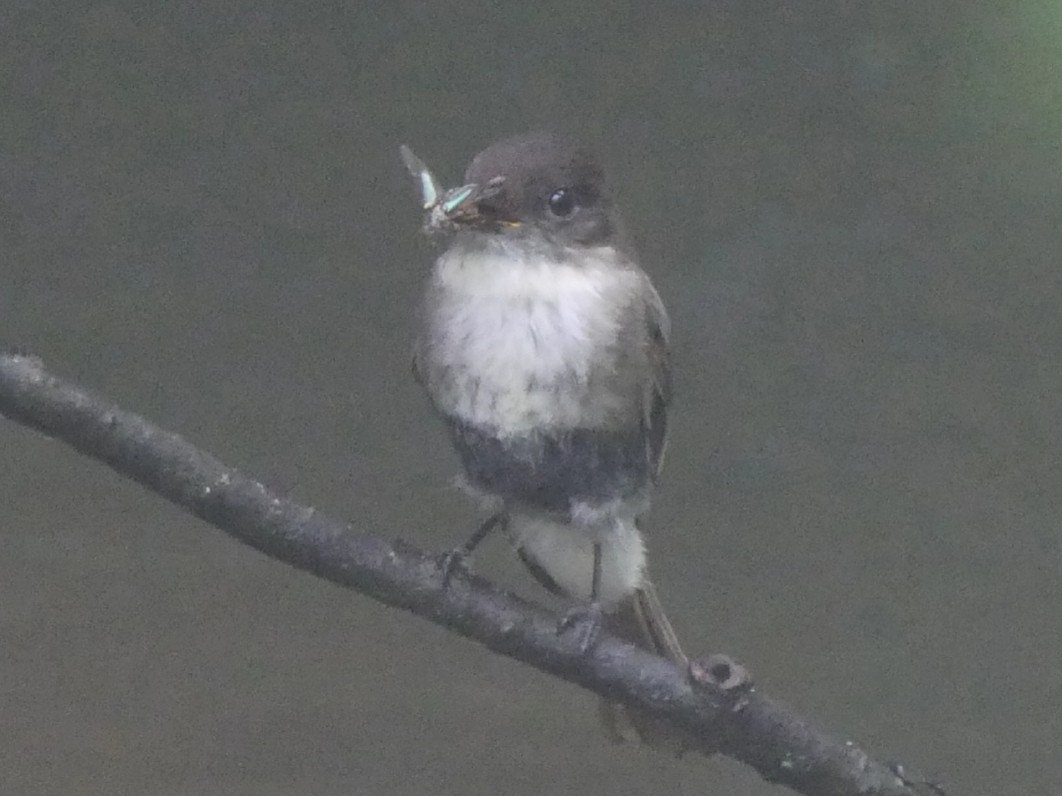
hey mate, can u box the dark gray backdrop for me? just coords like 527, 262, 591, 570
3, 3, 1059, 794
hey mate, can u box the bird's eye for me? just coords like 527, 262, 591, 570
547, 188, 577, 218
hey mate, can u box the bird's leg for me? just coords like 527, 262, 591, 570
558, 541, 605, 653
437, 512, 503, 585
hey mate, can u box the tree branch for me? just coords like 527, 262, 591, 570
0, 353, 944, 796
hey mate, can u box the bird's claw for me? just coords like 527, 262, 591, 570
557, 602, 605, 654
436, 547, 472, 586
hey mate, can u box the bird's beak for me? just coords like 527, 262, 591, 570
438, 177, 518, 228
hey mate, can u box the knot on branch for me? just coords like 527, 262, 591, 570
689, 653, 752, 695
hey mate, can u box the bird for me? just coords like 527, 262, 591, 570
409, 131, 687, 743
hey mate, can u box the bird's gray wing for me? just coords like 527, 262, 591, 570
642, 278, 671, 481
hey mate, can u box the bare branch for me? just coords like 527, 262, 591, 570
0, 353, 944, 796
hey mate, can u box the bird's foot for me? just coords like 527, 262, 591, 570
557, 601, 605, 654
435, 513, 503, 587
435, 547, 473, 587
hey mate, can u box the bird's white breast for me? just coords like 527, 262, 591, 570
424, 244, 639, 434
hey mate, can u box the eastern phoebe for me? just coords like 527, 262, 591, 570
407, 132, 687, 742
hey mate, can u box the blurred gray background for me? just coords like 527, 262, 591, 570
2, 2, 1060, 794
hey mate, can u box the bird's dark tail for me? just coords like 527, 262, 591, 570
599, 577, 693, 751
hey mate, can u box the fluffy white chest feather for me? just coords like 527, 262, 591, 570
425, 245, 638, 434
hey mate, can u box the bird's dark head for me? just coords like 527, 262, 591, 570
446, 132, 618, 248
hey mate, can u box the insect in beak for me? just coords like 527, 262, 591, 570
400, 144, 443, 210
400, 145, 513, 231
